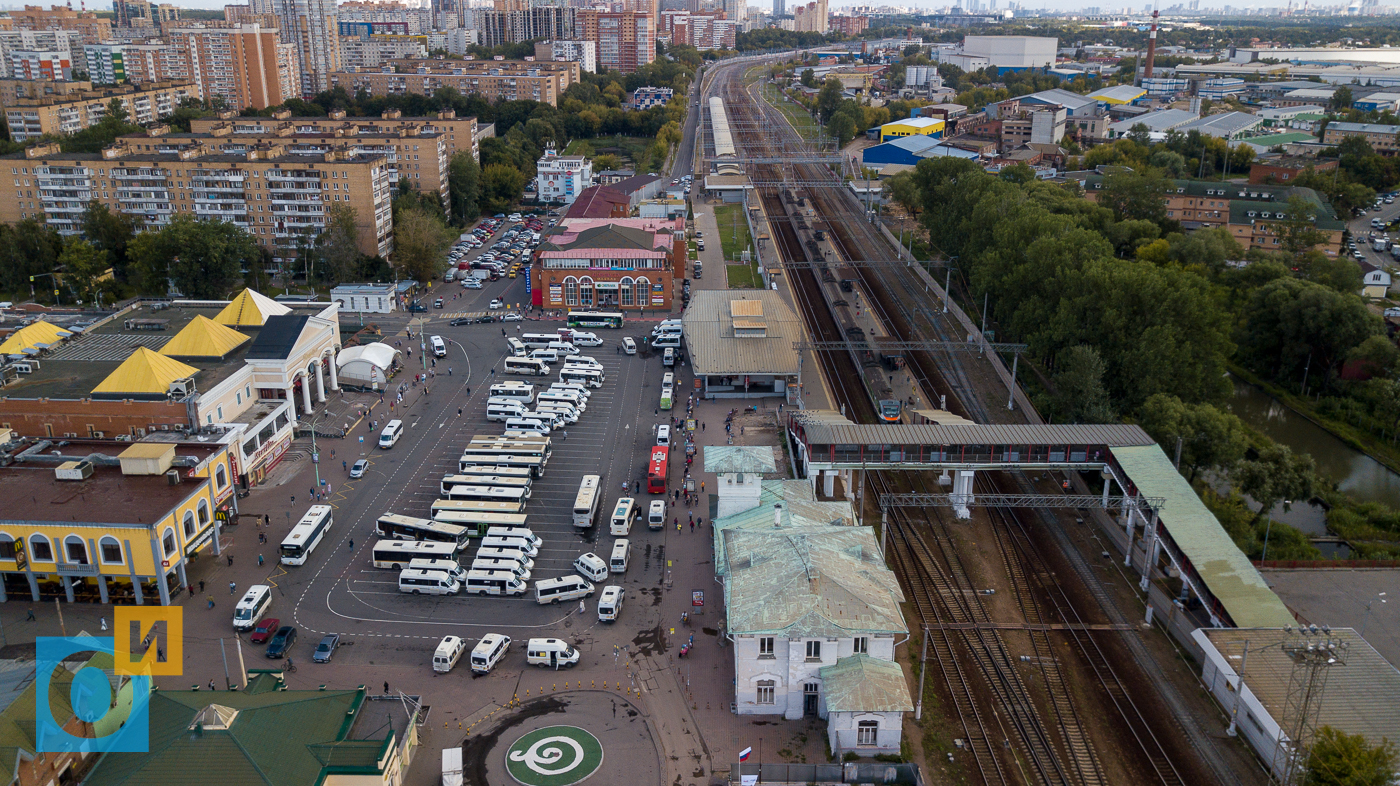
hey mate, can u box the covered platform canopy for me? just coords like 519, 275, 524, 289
0, 320, 74, 357
214, 289, 290, 328
91, 347, 198, 398
793, 421, 1155, 469
158, 315, 250, 359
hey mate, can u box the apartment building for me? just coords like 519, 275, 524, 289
4, 5, 111, 45
475, 7, 576, 48
131, 121, 448, 205
828, 14, 868, 35
331, 60, 578, 107
534, 39, 596, 73
577, 10, 654, 73
0, 141, 394, 264
537, 148, 591, 204
191, 106, 481, 163
3, 79, 198, 141
337, 1, 433, 34
1322, 121, 1400, 153
671, 13, 737, 50
82, 42, 126, 84
113, 0, 181, 27
790, 0, 827, 32
628, 86, 672, 110
263, 0, 341, 96
164, 23, 283, 110
1080, 174, 1344, 256
0, 30, 76, 78
9, 49, 70, 81
338, 33, 427, 69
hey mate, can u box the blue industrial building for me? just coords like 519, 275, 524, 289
861, 135, 980, 168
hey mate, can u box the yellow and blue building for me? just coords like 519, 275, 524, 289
877, 117, 945, 142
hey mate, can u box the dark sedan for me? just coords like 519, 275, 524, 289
265, 626, 297, 658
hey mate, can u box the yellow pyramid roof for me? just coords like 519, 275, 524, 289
159, 315, 249, 359
213, 289, 291, 328
0, 320, 73, 356
92, 347, 199, 395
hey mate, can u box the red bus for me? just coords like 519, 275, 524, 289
647, 446, 670, 494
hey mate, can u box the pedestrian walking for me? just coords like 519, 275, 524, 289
349, 539, 354, 550
188, 584, 195, 597
562, 430, 568, 440
209, 680, 216, 691
25, 608, 35, 621
384, 681, 390, 694
257, 554, 264, 566
229, 581, 236, 594
100, 617, 107, 631
342, 460, 347, 472
207, 596, 214, 609
702, 422, 705, 432
264, 514, 270, 527
690, 520, 694, 533
199, 580, 205, 592
448, 367, 452, 376
227, 555, 234, 567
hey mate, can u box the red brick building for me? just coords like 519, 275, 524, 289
530, 219, 686, 312
1248, 157, 1338, 185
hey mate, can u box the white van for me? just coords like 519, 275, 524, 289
609, 539, 630, 574
648, 499, 666, 530
562, 356, 602, 370
568, 331, 602, 347
232, 585, 272, 630
656, 424, 671, 446
433, 635, 467, 673
549, 382, 592, 399
504, 417, 551, 435
529, 348, 559, 364
470, 633, 512, 674
535, 575, 594, 605
464, 569, 528, 596
526, 638, 579, 668
486, 526, 540, 547
476, 546, 535, 570
431, 335, 447, 357
409, 558, 467, 582
574, 552, 608, 582
489, 383, 534, 403
546, 341, 579, 356
507, 337, 527, 356
597, 586, 624, 622
535, 404, 577, 424
663, 347, 675, 367
537, 392, 585, 411
379, 419, 404, 449
481, 535, 539, 557
472, 557, 531, 581
652, 334, 681, 349
399, 568, 460, 595
652, 319, 682, 335
609, 498, 637, 536
487, 402, 528, 422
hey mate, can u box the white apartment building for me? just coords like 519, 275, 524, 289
709, 446, 914, 758
261, 0, 341, 96
443, 28, 479, 56
339, 34, 427, 69
533, 39, 595, 73
537, 148, 592, 205
0, 30, 77, 78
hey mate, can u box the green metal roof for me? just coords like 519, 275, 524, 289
0, 652, 126, 778
703, 445, 778, 475
1113, 446, 1295, 628
819, 654, 914, 714
83, 686, 378, 786
711, 480, 858, 576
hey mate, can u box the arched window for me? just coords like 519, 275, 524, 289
162, 527, 177, 558
620, 277, 634, 308
64, 535, 88, 565
215, 464, 227, 490
28, 535, 52, 562
99, 536, 123, 565
636, 276, 651, 307
0, 533, 15, 561
197, 500, 210, 526
183, 511, 197, 538
579, 277, 594, 307
564, 276, 578, 306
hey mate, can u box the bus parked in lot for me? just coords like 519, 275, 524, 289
371, 539, 459, 569
374, 513, 470, 550
280, 505, 333, 566
572, 474, 601, 528
520, 333, 559, 350
454, 465, 533, 483
430, 510, 529, 537
647, 446, 670, 494
441, 474, 530, 495
457, 453, 546, 478
566, 311, 624, 329
560, 366, 605, 389
503, 357, 550, 376
441, 484, 529, 510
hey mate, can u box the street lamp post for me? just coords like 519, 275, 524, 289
307, 409, 330, 492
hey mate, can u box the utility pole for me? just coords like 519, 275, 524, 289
914, 628, 929, 720
1226, 639, 1250, 737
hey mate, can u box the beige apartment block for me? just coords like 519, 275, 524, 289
164, 23, 283, 109
330, 59, 578, 106
5, 5, 111, 45
2, 79, 198, 141
192, 107, 480, 163
0, 140, 393, 264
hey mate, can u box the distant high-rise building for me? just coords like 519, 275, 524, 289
535, 39, 597, 73
721, 0, 745, 25
164, 24, 284, 109
773, 0, 784, 17
266, 0, 340, 97
577, 10, 653, 73
476, 7, 576, 47
6, 5, 111, 45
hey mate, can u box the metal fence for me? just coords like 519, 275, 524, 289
727, 762, 921, 784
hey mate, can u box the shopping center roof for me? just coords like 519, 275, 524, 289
91, 347, 198, 397
158, 315, 250, 359
215, 289, 290, 328
0, 320, 74, 357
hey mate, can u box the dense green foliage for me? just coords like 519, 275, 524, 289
1304, 726, 1398, 786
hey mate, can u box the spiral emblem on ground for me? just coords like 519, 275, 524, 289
504, 725, 604, 786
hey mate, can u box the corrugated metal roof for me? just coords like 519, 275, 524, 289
682, 290, 801, 376
1114, 446, 1295, 628
159, 315, 250, 359
820, 655, 914, 713
1199, 628, 1400, 746
0, 320, 72, 356
799, 422, 1154, 447
724, 526, 906, 637
712, 480, 858, 576
92, 347, 198, 395
703, 446, 778, 474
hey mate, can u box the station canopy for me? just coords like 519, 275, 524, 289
92, 347, 198, 396
0, 320, 73, 357
158, 315, 250, 359
214, 289, 290, 328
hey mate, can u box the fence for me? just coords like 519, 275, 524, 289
1254, 559, 1400, 569
729, 762, 921, 784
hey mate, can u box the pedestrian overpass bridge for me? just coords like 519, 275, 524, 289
787, 414, 1296, 632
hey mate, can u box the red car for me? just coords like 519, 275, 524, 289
250, 618, 280, 644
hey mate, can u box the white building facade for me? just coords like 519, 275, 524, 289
537, 149, 592, 205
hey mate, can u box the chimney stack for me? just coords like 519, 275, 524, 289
1144, 8, 1159, 80
773, 503, 783, 529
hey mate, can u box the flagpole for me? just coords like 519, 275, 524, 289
758, 737, 762, 784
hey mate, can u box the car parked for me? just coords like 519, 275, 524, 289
501, 312, 522, 321
449, 317, 474, 326
250, 618, 280, 644
489, 298, 505, 309
265, 626, 297, 658
312, 633, 341, 663
349, 459, 368, 478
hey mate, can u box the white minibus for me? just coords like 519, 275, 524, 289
535, 576, 594, 605
398, 568, 460, 595
232, 585, 272, 630
379, 419, 403, 448
504, 356, 550, 376
464, 569, 527, 596
609, 498, 637, 535
488, 382, 535, 402
572, 474, 601, 528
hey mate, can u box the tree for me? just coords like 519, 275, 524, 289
1304, 726, 1397, 786
480, 163, 526, 214
314, 203, 362, 286
1233, 443, 1315, 523
127, 215, 255, 298
1239, 277, 1380, 391
1330, 85, 1355, 112
391, 205, 453, 285
1099, 170, 1169, 225
1137, 393, 1249, 481
1050, 346, 1114, 423
1347, 334, 1400, 378
1279, 194, 1331, 260
447, 152, 481, 226
0, 220, 62, 300
81, 201, 140, 284
57, 238, 110, 305
816, 78, 843, 124
800, 68, 817, 88
593, 153, 622, 171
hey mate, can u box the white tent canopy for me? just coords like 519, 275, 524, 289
336, 342, 401, 389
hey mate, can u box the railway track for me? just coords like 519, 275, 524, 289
712, 61, 1201, 786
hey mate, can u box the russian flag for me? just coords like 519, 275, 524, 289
738, 747, 752, 762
